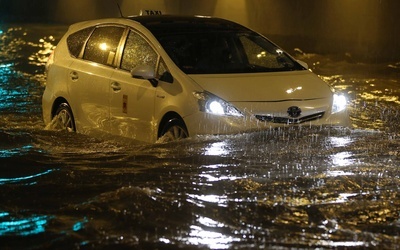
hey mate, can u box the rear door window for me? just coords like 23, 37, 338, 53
83, 26, 125, 66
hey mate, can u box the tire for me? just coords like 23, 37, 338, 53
54, 103, 76, 132
159, 118, 188, 142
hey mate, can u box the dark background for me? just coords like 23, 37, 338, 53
1, 0, 399, 62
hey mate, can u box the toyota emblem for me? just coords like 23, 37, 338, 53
287, 106, 301, 118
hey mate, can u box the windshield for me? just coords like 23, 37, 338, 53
157, 31, 305, 74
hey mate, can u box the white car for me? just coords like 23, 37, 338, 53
42, 15, 350, 143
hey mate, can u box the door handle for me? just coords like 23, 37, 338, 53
70, 71, 78, 81
111, 82, 121, 91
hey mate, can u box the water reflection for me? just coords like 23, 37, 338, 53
0, 144, 34, 158
72, 217, 89, 232
28, 36, 56, 67
330, 151, 354, 167
316, 240, 366, 248
0, 25, 57, 116
0, 212, 52, 236
204, 141, 229, 156
177, 215, 242, 250
328, 136, 352, 147
327, 136, 355, 167
188, 194, 228, 207
0, 61, 35, 114
0, 169, 54, 185
199, 172, 241, 183
185, 224, 237, 249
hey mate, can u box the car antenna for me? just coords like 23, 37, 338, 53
116, 3, 124, 17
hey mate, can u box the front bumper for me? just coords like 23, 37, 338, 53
184, 109, 351, 136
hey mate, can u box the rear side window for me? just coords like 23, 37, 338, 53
67, 27, 93, 58
83, 26, 125, 66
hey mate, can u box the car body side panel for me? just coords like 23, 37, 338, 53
67, 60, 113, 134
108, 69, 157, 142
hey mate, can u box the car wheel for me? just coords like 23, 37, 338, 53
159, 118, 188, 142
54, 103, 76, 132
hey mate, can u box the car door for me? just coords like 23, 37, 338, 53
68, 25, 125, 134
109, 29, 159, 142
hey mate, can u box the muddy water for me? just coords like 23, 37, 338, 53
0, 24, 399, 249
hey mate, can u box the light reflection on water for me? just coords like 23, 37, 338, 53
187, 194, 228, 207
72, 217, 89, 232
0, 25, 58, 118
361, 91, 400, 105
0, 169, 54, 185
0, 144, 34, 158
28, 35, 56, 67
185, 224, 238, 250
199, 171, 241, 182
204, 141, 229, 156
182, 215, 244, 249
330, 151, 354, 167
0, 212, 52, 236
328, 136, 352, 147
327, 136, 355, 167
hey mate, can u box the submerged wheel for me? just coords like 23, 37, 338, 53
159, 118, 188, 142
54, 103, 76, 132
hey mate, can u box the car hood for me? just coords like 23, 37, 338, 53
188, 70, 332, 102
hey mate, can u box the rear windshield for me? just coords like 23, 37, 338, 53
156, 31, 304, 74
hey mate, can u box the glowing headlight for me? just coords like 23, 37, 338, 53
193, 91, 243, 117
332, 93, 347, 113
209, 101, 224, 115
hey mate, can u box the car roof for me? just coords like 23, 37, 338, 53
127, 15, 251, 35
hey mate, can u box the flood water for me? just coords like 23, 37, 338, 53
0, 24, 399, 249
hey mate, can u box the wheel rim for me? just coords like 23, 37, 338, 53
55, 108, 74, 132
164, 125, 188, 141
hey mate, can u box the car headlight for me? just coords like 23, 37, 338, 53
332, 93, 347, 113
193, 91, 243, 117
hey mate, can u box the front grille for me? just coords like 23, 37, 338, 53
255, 112, 325, 124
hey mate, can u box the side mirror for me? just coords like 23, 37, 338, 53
159, 71, 174, 84
297, 60, 308, 70
131, 65, 158, 87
